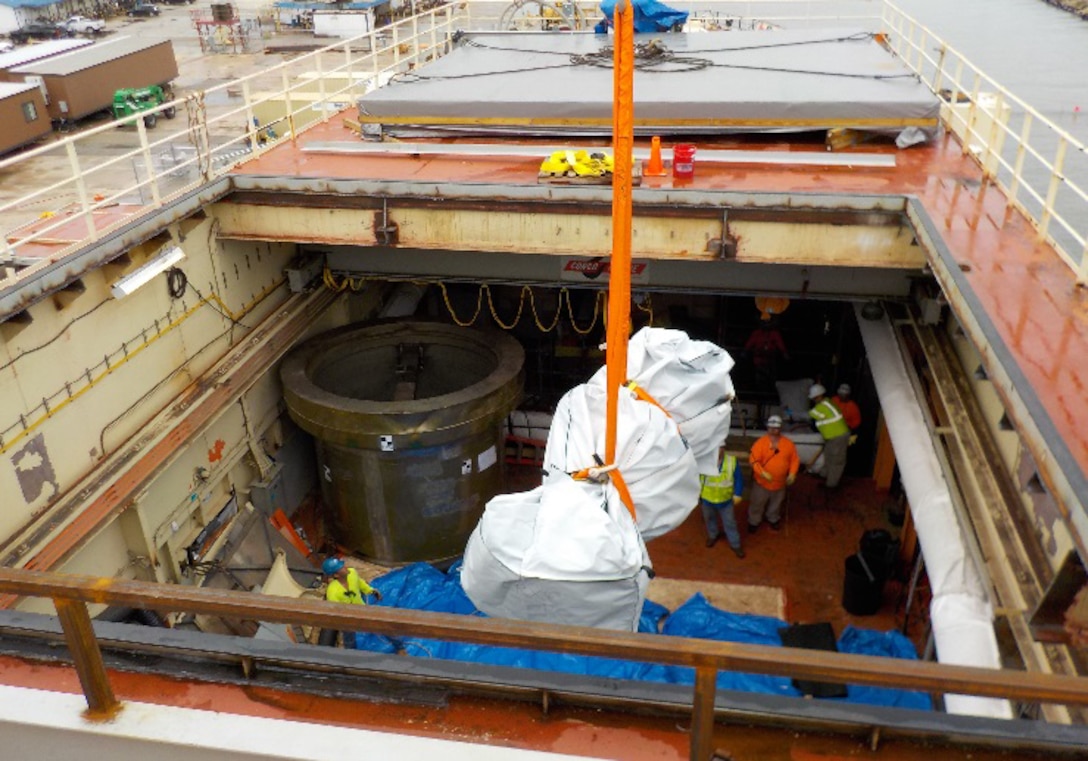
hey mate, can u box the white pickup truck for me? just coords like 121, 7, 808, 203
61, 15, 106, 35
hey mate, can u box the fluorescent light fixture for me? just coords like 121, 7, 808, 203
111, 246, 186, 299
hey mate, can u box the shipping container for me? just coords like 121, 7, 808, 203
0, 81, 51, 155
7, 36, 178, 123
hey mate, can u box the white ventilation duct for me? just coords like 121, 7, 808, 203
855, 305, 1012, 719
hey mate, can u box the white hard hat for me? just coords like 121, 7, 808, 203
767, 415, 783, 428
837, 383, 851, 396
808, 383, 826, 400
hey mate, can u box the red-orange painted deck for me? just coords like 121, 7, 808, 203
231, 114, 1088, 511
0, 629, 1050, 761
6, 203, 144, 261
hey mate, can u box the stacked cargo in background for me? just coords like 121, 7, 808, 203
2, 36, 178, 123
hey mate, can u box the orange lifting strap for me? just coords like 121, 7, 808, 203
605, 0, 636, 521
625, 380, 670, 417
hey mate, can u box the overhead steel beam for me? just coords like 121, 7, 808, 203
228, 175, 913, 216
214, 199, 923, 268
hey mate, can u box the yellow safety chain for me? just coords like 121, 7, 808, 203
323, 268, 367, 292
485, 284, 526, 329
525, 286, 562, 333
439, 280, 484, 326
323, 268, 611, 335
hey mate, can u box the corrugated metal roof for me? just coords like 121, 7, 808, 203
0, 38, 94, 71
0, 81, 38, 99
9, 36, 173, 76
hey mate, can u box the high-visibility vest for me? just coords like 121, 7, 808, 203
810, 399, 850, 440
325, 568, 373, 605
700, 455, 737, 503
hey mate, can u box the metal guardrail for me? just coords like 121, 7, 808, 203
880, 1, 1088, 284
0, 3, 461, 280
2, 567, 1088, 760
1, 1, 1085, 288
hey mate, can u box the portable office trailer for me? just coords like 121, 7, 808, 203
0, 82, 51, 155
0, 39, 95, 80
7, 37, 178, 122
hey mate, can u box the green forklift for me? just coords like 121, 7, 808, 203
111, 85, 176, 128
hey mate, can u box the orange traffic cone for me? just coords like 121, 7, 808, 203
644, 135, 667, 176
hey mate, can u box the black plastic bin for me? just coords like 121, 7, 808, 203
860, 529, 898, 578
843, 553, 884, 615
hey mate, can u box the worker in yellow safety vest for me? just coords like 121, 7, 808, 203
808, 383, 851, 490
699, 444, 746, 558
323, 556, 380, 604
319, 556, 381, 647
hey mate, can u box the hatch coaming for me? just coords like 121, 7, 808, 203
0, 1, 1079, 749
213, 179, 925, 277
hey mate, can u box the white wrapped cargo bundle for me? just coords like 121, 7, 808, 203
544, 382, 700, 540
462, 327, 736, 630
461, 473, 651, 631
589, 327, 735, 475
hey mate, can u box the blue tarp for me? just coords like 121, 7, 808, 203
356, 562, 932, 710
595, 0, 689, 33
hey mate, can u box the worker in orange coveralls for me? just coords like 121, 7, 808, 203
747, 415, 800, 533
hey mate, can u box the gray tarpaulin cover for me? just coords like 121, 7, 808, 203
462, 329, 735, 630
358, 30, 939, 138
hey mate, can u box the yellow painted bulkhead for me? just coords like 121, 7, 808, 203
213, 201, 924, 268
0, 212, 312, 603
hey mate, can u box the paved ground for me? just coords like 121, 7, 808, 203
0, 6, 328, 238
1, 4, 511, 242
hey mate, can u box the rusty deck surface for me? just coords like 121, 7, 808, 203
228, 113, 1088, 515
0, 647, 1061, 761
5, 203, 145, 262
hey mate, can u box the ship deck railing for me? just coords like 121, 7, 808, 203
0, 0, 1086, 300
2, 566, 1088, 760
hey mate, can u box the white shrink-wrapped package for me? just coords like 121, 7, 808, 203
589, 327, 735, 475
544, 382, 700, 540
461, 472, 651, 631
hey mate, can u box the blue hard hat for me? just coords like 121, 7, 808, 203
322, 557, 345, 576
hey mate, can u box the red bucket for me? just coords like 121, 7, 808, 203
672, 143, 696, 178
